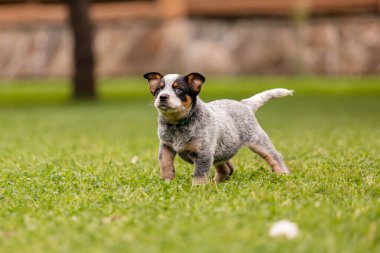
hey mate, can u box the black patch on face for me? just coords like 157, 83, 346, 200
171, 77, 197, 105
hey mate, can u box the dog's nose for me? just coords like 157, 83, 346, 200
160, 94, 169, 102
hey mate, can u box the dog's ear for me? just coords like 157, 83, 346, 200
185, 73, 205, 95
143, 72, 163, 95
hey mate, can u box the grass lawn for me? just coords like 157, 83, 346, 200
0, 76, 379, 253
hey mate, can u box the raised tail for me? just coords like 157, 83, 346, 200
241, 88, 293, 113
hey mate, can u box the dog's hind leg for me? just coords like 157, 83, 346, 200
227, 160, 234, 175
214, 160, 234, 182
248, 128, 290, 174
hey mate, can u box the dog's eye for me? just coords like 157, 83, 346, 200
174, 88, 182, 94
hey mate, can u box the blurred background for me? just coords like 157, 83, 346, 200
1, 2, 380, 252
1, 0, 379, 81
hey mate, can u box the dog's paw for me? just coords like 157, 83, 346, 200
160, 171, 175, 180
274, 167, 291, 175
213, 174, 230, 183
192, 175, 208, 186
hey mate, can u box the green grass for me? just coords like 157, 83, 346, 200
0, 76, 379, 253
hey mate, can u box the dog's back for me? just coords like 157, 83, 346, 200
206, 99, 257, 162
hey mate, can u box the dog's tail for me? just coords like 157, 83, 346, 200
241, 88, 293, 113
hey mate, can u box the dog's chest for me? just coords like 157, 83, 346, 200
159, 127, 197, 153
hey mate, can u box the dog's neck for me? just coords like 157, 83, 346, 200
159, 97, 204, 127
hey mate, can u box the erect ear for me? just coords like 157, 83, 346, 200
185, 72, 205, 95
143, 72, 163, 95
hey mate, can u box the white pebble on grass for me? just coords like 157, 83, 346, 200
130, 156, 139, 164
269, 220, 299, 239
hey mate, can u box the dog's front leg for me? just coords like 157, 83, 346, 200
159, 144, 176, 180
192, 155, 213, 186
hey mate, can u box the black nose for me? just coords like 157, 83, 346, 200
160, 94, 169, 102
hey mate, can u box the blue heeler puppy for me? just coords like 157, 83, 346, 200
144, 72, 293, 185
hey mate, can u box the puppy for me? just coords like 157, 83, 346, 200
144, 72, 293, 185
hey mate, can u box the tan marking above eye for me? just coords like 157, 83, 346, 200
159, 82, 165, 88
172, 82, 179, 88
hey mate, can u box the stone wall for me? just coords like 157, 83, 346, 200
0, 15, 380, 77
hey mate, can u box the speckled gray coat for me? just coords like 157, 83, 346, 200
158, 88, 293, 180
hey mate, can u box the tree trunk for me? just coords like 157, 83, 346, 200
65, 0, 96, 99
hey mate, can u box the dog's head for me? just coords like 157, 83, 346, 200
143, 72, 205, 123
